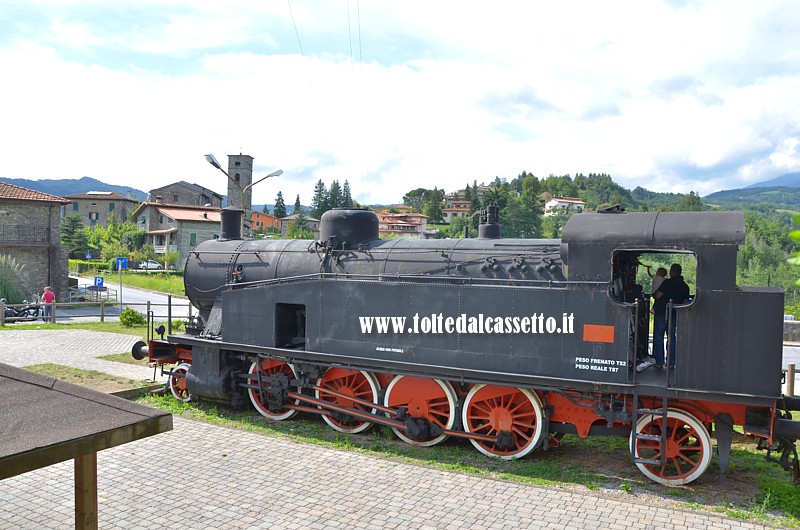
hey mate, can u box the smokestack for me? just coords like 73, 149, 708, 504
219, 207, 243, 240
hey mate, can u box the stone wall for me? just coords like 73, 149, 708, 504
784, 321, 800, 343
150, 183, 222, 208
0, 199, 69, 301
175, 220, 220, 269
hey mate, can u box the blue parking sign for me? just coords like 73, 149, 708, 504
93, 276, 104, 287
116, 257, 128, 270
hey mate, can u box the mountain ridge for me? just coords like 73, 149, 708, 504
0, 176, 148, 201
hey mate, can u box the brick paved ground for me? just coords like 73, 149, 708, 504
0, 329, 164, 382
0, 418, 782, 530
0, 330, 788, 529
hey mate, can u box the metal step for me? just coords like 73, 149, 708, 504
636, 408, 666, 415
633, 457, 664, 465
633, 433, 662, 441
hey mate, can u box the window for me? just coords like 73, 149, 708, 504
88, 212, 99, 221
140, 216, 146, 224
72, 202, 78, 211
235, 173, 240, 182
173, 195, 179, 202
109, 203, 115, 212
190, 233, 197, 246
159, 215, 163, 223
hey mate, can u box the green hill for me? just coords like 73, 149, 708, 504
704, 186, 800, 209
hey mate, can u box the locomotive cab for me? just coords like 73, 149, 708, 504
562, 210, 784, 397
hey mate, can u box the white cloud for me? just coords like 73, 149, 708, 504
0, 0, 799, 205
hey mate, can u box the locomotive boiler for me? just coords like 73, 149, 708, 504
134, 205, 800, 486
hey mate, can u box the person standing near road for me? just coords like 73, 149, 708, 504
41, 286, 55, 322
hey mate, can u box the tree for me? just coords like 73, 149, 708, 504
423, 198, 443, 223
677, 191, 704, 211
311, 180, 329, 218
61, 214, 90, 258
329, 180, 343, 209
403, 188, 429, 212
294, 194, 302, 215
262, 204, 269, 214
274, 191, 287, 218
342, 181, 353, 208
287, 209, 314, 239
542, 210, 571, 238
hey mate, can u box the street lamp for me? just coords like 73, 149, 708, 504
204, 154, 283, 235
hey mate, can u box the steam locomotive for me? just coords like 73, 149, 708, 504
133, 205, 800, 486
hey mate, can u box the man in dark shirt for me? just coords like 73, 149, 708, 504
652, 263, 690, 368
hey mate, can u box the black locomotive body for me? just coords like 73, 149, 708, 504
136, 206, 800, 486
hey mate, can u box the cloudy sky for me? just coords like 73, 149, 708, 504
1, 1, 799, 206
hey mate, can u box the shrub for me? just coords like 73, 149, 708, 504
120, 307, 147, 327
0, 255, 25, 304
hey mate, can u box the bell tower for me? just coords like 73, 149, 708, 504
227, 154, 254, 228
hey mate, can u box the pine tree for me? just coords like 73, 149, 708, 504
342, 181, 353, 208
273, 191, 287, 218
328, 180, 343, 209
61, 214, 91, 258
311, 179, 329, 219
294, 194, 302, 214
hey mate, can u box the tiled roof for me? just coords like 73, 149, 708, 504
282, 213, 320, 222
0, 182, 69, 203
157, 206, 220, 223
147, 228, 178, 235
64, 191, 138, 202
548, 196, 585, 204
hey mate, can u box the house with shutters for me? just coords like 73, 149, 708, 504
64, 191, 139, 227
131, 200, 220, 269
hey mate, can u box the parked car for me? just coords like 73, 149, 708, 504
138, 260, 163, 270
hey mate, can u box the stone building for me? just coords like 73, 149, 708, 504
0, 182, 70, 301
279, 214, 320, 239
148, 181, 223, 209
131, 201, 221, 269
64, 191, 140, 227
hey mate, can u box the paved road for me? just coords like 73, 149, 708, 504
0, 330, 787, 529
73, 275, 192, 320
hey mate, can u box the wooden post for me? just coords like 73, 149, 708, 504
100, 300, 105, 323
789, 363, 796, 397
51, 301, 57, 323
0, 300, 4, 327
75, 453, 98, 530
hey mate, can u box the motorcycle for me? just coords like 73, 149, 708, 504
1, 298, 42, 322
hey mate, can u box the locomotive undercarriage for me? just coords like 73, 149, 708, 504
133, 337, 797, 486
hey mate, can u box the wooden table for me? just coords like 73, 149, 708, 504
0, 363, 173, 529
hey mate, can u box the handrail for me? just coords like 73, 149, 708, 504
223, 271, 608, 291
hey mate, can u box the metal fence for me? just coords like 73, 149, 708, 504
0, 224, 49, 243
0, 296, 193, 327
